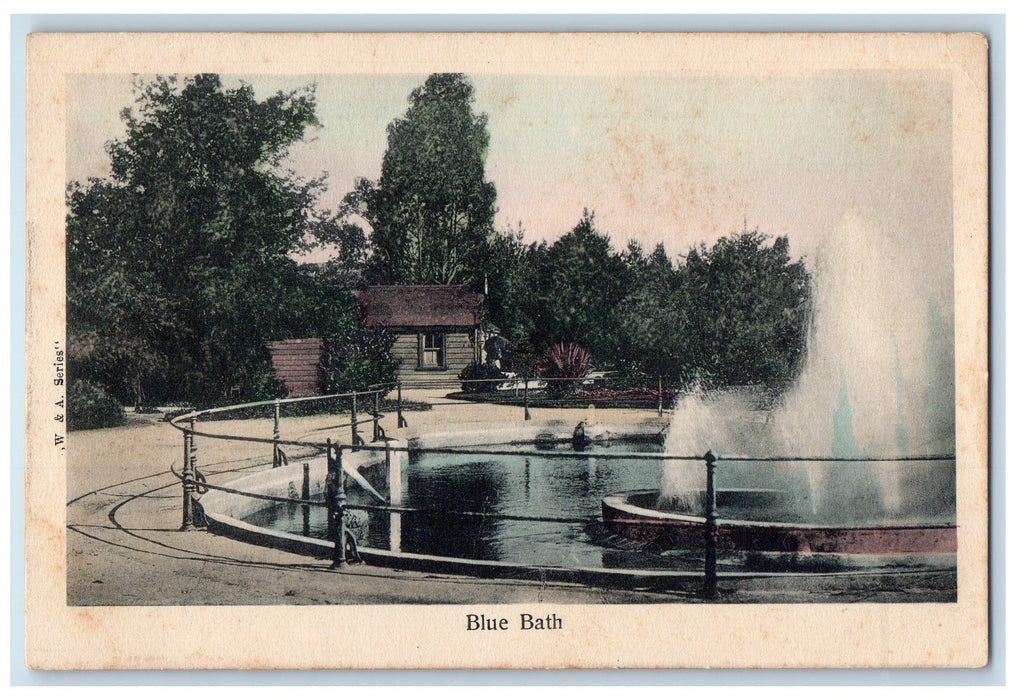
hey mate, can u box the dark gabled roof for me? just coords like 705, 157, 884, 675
358, 285, 484, 329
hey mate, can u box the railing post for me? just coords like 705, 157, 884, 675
387, 440, 402, 553
524, 374, 531, 421
350, 390, 359, 450
658, 375, 664, 417
703, 449, 718, 599
397, 381, 407, 428
272, 398, 281, 468
302, 461, 311, 537
325, 438, 336, 541
373, 390, 381, 442
189, 416, 198, 472
180, 426, 194, 530
331, 446, 348, 569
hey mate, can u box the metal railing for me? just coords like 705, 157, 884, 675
168, 387, 956, 597
170, 388, 389, 532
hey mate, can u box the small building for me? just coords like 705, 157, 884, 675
359, 284, 484, 387
266, 338, 328, 398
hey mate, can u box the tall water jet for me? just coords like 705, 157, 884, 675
660, 386, 764, 512
662, 210, 955, 526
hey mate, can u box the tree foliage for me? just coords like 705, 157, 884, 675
614, 242, 688, 379
67, 379, 126, 431
69, 71, 813, 410
680, 229, 811, 386
353, 73, 497, 285
325, 326, 399, 395
608, 228, 812, 387
527, 211, 628, 361
345, 73, 813, 392
482, 223, 539, 346
482, 214, 811, 390
67, 74, 355, 405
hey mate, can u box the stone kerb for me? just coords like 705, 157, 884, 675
199, 440, 404, 522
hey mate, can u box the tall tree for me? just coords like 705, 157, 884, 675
528, 211, 628, 363
353, 73, 497, 284
67, 74, 351, 404
614, 242, 689, 379
482, 223, 538, 344
680, 229, 812, 386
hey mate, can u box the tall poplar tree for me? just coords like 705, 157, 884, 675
352, 73, 497, 285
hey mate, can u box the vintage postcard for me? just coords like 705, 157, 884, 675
25, 32, 988, 669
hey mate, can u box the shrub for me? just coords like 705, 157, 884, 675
237, 356, 285, 402
540, 342, 591, 396
502, 343, 542, 378
68, 379, 126, 431
458, 362, 507, 393
326, 327, 399, 395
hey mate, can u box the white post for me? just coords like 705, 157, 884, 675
387, 442, 403, 553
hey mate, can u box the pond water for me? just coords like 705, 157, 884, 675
244, 441, 713, 570
243, 441, 956, 573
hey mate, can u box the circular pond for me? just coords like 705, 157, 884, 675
245, 439, 679, 570
238, 438, 955, 575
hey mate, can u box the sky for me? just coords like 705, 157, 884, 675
67, 71, 953, 269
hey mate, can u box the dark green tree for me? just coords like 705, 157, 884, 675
482, 223, 538, 345
680, 228, 812, 386
527, 211, 628, 364
325, 326, 399, 394
67, 179, 179, 407
67, 74, 353, 404
614, 242, 690, 380
353, 73, 497, 285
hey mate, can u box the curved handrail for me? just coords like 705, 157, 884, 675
168, 388, 388, 429
167, 385, 956, 465
168, 385, 957, 591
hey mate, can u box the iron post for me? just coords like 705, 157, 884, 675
524, 374, 531, 421
397, 381, 407, 428
350, 390, 358, 450
272, 399, 281, 468
332, 446, 348, 569
181, 427, 194, 530
373, 390, 381, 442
325, 438, 336, 541
189, 417, 198, 472
302, 461, 311, 537
703, 449, 718, 598
658, 375, 664, 417
385, 440, 392, 491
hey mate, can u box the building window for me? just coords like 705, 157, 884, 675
419, 332, 445, 369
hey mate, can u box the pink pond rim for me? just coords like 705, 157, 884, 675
601, 490, 957, 556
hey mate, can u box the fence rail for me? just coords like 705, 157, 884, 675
168, 385, 956, 597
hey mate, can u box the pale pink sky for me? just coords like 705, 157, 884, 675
67, 72, 952, 269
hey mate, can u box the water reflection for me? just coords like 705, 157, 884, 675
248, 442, 665, 569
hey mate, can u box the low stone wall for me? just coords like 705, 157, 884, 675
200, 441, 405, 522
